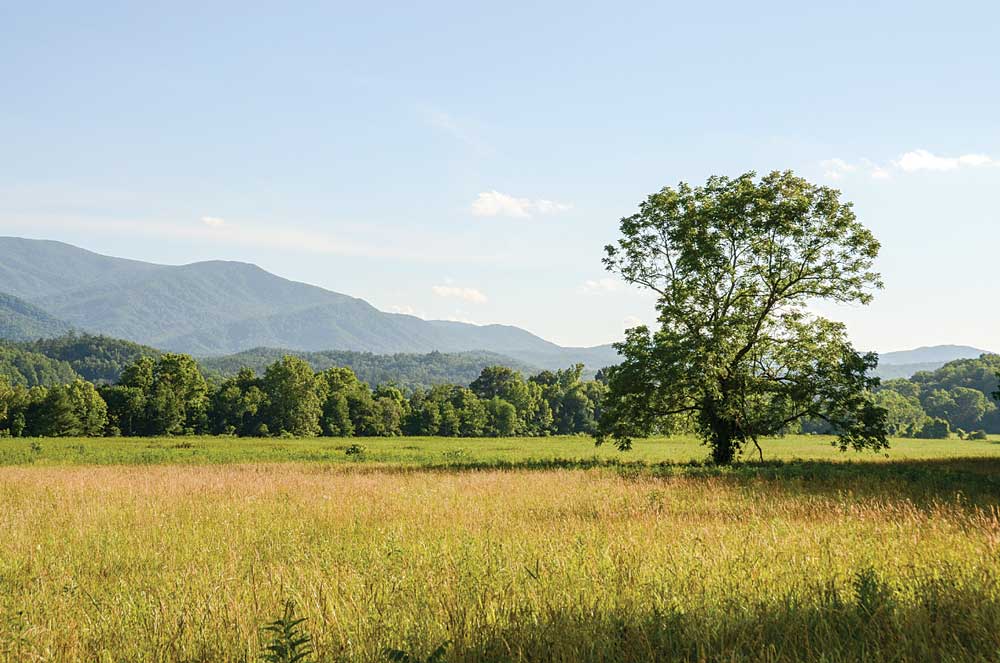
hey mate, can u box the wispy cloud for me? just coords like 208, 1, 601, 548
820, 149, 999, 181
431, 284, 488, 303
418, 106, 493, 155
820, 158, 857, 180
389, 304, 426, 318
442, 311, 484, 325
579, 277, 623, 294
470, 190, 572, 219
201, 216, 227, 228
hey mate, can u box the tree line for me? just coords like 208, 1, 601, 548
871, 353, 1000, 438
0, 353, 607, 439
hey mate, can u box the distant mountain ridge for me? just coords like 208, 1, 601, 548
877, 345, 991, 365
3, 238, 991, 378
0, 237, 619, 369
873, 345, 994, 380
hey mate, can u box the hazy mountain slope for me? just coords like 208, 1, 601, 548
872, 362, 955, 380
873, 345, 993, 380
878, 345, 990, 366
0, 237, 618, 368
0, 237, 162, 300
0, 292, 72, 341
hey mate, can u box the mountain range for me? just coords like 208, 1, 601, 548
1, 237, 993, 379
0, 237, 618, 369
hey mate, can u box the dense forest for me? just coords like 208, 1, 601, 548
0, 352, 606, 439
199, 347, 541, 389
1, 334, 543, 389
874, 354, 1000, 438
0, 334, 997, 440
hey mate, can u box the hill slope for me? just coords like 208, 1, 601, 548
0, 343, 79, 387
18, 334, 162, 384
0, 237, 618, 369
0, 292, 72, 341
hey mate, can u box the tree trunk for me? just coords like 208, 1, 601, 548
711, 431, 737, 464
708, 412, 739, 465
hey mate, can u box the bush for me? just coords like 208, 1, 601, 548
967, 429, 989, 440
915, 418, 950, 439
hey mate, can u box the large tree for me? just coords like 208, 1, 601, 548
598, 171, 888, 463
263, 356, 324, 436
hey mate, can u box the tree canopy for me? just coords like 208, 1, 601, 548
598, 171, 888, 463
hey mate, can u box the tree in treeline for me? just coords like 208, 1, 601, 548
102, 354, 209, 436
0, 378, 108, 437
0, 353, 605, 439
598, 171, 888, 463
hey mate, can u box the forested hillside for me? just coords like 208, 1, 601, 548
19, 334, 161, 383
0, 344, 78, 387
200, 347, 540, 389
0, 292, 71, 341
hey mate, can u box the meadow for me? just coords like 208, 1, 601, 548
1, 435, 1000, 662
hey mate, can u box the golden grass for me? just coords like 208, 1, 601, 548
1, 465, 999, 661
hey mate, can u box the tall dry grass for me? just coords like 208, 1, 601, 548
0, 464, 998, 661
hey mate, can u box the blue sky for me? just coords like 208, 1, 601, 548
1, 1, 998, 351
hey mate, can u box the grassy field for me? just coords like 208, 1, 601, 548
3, 432, 1000, 467
1, 435, 1000, 662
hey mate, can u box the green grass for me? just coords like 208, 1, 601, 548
1, 436, 1000, 661
3, 433, 999, 467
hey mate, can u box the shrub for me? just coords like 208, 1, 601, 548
915, 418, 950, 439
967, 429, 989, 440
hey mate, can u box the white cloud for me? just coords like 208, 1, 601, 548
442, 312, 483, 325
431, 285, 488, 303
624, 315, 644, 329
470, 190, 572, 219
820, 158, 857, 180
579, 277, 623, 294
894, 149, 1000, 172
389, 305, 420, 316
957, 153, 995, 167
201, 216, 227, 228
821, 149, 998, 181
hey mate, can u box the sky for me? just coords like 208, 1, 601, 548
1, 1, 998, 352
